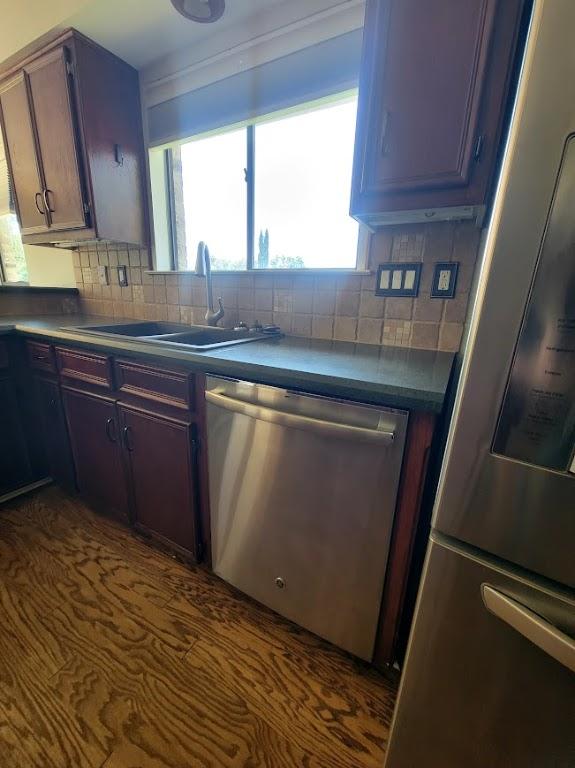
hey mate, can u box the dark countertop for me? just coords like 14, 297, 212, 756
0, 285, 79, 294
0, 315, 455, 412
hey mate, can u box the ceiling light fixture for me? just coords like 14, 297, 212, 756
170, 0, 225, 23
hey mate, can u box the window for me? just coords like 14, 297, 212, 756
0, 213, 29, 283
151, 92, 360, 271
0, 146, 28, 284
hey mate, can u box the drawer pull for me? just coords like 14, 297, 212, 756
105, 417, 117, 444
123, 425, 134, 452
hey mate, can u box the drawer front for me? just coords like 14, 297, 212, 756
27, 340, 56, 374
56, 347, 113, 389
115, 359, 193, 412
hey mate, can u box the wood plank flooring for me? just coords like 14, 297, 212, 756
0, 487, 397, 768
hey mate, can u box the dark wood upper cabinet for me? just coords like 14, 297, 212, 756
25, 46, 87, 232
351, 0, 527, 226
0, 29, 148, 247
0, 73, 47, 235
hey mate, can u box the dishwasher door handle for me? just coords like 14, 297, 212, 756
205, 389, 395, 445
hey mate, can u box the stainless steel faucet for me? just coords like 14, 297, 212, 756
195, 241, 224, 327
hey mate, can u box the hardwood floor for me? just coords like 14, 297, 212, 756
0, 488, 397, 768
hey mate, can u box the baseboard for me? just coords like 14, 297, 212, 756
0, 477, 52, 506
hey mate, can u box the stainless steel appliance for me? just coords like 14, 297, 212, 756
206, 376, 408, 660
385, 2, 575, 765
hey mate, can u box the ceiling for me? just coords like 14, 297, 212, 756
0, 0, 351, 72
0, 0, 92, 65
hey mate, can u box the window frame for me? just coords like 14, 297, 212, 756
149, 90, 369, 274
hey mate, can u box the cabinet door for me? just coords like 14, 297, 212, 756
365, 0, 496, 195
62, 388, 129, 521
119, 406, 198, 557
25, 46, 87, 232
352, 0, 524, 218
35, 377, 76, 493
0, 376, 32, 495
0, 73, 48, 234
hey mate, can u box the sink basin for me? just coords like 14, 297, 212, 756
158, 329, 251, 345
67, 321, 281, 350
74, 321, 192, 338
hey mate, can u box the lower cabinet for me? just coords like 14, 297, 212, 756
0, 376, 32, 495
54, 345, 203, 561
62, 387, 130, 522
34, 377, 76, 492
119, 405, 199, 557
0, 336, 49, 497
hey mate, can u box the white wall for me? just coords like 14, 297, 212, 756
142, 0, 365, 109
24, 244, 76, 287
0, 0, 92, 63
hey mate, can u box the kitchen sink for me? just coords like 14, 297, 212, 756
156, 329, 252, 346
73, 321, 193, 338
67, 321, 280, 350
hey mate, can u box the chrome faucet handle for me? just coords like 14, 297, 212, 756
205, 297, 224, 327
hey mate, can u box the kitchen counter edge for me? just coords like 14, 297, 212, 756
0, 318, 455, 413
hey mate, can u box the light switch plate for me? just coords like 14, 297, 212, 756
431, 262, 458, 298
97, 265, 109, 286
117, 265, 129, 287
375, 262, 422, 297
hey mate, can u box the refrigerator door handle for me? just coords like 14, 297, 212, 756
481, 584, 575, 673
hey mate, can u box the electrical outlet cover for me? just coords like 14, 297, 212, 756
97, 265, 109, 286
117, 265, 129, 287
431, 262, 458, 298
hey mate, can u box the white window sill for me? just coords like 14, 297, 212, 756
146, 269, 372, 277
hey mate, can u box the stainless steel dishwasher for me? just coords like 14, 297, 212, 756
205, 376, 408, 660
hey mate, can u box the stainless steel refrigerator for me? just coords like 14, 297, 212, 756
385, 1, 575, 765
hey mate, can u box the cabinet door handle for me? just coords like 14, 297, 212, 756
105, 417, 117, 444
123, 425, 134, 452
32, 354, 47, 361
35, 192, 46, 216
380, 109, 392, 156
43, 188, 55, 213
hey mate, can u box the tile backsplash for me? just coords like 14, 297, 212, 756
0, 290, 79, 317
75, 220, 481, 352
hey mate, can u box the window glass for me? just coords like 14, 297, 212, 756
253, 97, 359, 269
180, 127, 247, 270
0, 213, 28, 283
